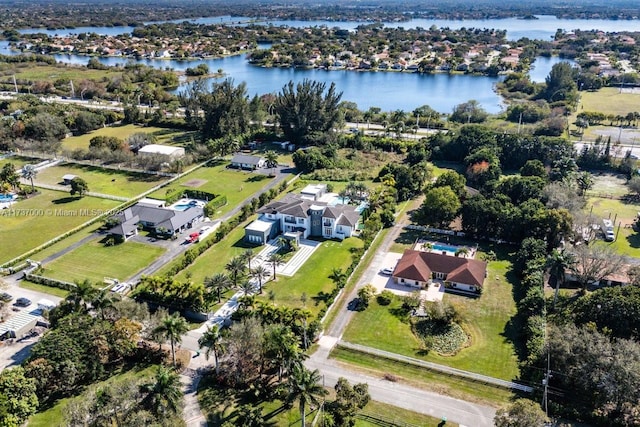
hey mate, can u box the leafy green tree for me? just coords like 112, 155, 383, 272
419, 186, 461, 228
91, 288, 118, 320
329, 377, 371, 427
198, 78, 250, 142
67, 279, 98, 311
494, 399, 548, 427
199, 325, 225, 374
24, 113, 69, 141
0, 367, 38, 427
433, 170, 466, 197
0, 163, 19, 191
20, 164, 37, 193
519, 160, 547, 178
263, 324, 305, 381
288, 366, 328, 427
575, 171, 593, 196
497, 176, 546, 205
250, 265, 270, 294
542, 61, 577, 103
140, 366, 183, 417
450, 100, 488, 123
226, 256, 248, 288
153, 313, 189, 367
546, 249, 574, 308
276, 79, 343, 145
73, 111, 104, 135
572, 286, 640, 340
70, 177, 89, 197
357, 284, 376, 310
264, 150, 279, 176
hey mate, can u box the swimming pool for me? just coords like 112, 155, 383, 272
432, 243, 461, 253
0, 194, 16, 202
328, 196, 350, 206
173, 204, 192, 211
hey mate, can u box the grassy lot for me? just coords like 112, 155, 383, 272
34, 163, 167, 198
9, 64, 120, 85
256, 237, 364, 316
0, 190, 121, 265
147, 161, 278, 217
585, 172, 629, 198
332, 347, 514, 408
587, 196, 640, 257
344, 232, 520, 380
30, 226, 100, 262
61, 124, 189, 151
356, 400, 458, 427
27, 365, 157, 427
38, 239, 165, 284
0, 155, 41, 170
579, 87, 640, 117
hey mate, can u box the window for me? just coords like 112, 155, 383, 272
324, 227, 332, 235
298, 218, 304, 224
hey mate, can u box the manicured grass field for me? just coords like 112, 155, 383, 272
0, 155, 40, 170
342, 244, 520, 381
30, 226, 100, 262
147, 161, 277, 217
0, 190, 121, 265
580, 87, 640, 117
332, 347, 514, 407
587, 196, 640, 257
10, 64, 120, 85
19, 280, 70, 298
255, 237, 364, 316
34, 163, 167, 198
27, 365, 157, 427
62, 124, 187, 151
39, 239, 165, 283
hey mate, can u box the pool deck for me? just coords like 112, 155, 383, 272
413, 239, 477, 259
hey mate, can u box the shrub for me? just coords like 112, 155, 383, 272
377, 290, 394, 306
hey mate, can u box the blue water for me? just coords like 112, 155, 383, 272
0, 194, 16, 201
432, 243, 460, 253
355, 202, 368, 214
173, 204, 191, 211
329, 196, 350, 206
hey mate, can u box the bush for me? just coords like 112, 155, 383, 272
376, 290, 394, 306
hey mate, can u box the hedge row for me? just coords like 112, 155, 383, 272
165, 188, 219, 205
25, 272, 77, 291
204, 195, 228, 217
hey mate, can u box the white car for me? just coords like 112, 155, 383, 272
380, 267, 394, 275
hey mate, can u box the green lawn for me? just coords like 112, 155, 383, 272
147, 161, 278, 217
356, 400, 458, 427
343, 244, 520, 381
0, 155, 40, 170
256, 237, 364, 316
11, 64, 120, 85
30, 226, 100, 262
579, 87, 640, 117
62, 124, 188, 151
38, 239, 165, 284
28, 365, 157, 427
585, 172, 629, 198
587, 196, 640, 257
19, 280, 70, 298
0, 190, 121, 265
332, 347, 514, 408
34, 163, 167, 198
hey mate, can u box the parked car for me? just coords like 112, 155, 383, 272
15, 297, 31, 307
380, 267, 394, 275
0, 292, 13, 302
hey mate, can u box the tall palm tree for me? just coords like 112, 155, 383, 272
267, 253, 284, 280
264, 151, 279, 176
141, 366, 183, 417
226, 256, 248, 288
240, 249, 254, 269
250, 265, 270, 294
264, 325, 305, 381
238, 280, 255, 296
21, 164, 37, 193
67, 279, 98, 311
153, 313, 189, 367
546, 249, 575, 308
91, 288, 119, 320
288, 366, 327, 427
198, 325, 224, 374
204, 273, 232, 303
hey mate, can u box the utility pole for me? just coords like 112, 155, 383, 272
12, 75, 17, 93
517, 111, 523, 134
70, 80, 75, 98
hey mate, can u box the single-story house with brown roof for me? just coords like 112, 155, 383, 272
392, 249, 487, 294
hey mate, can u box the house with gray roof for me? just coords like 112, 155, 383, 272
244, 192, 361, 244
108, 200, 204, 239
230, 154, 265, 170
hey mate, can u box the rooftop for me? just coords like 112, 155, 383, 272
138, 144, 184, 155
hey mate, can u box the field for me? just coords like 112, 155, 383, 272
38, 239, 165, 283
585, 172, 630, 198
580, 87, 640, 118
34, 163, 167, 198
147, 161, 278, 217
7, 63, 120, 84
0, 190, 121, 265
0, 155, 40, 170
343, 234, 520, 380
62, 124, 190, 151
255, 237, 364, 315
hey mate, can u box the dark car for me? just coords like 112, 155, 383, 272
0, 292, 12, 302
15, 297, 31, 307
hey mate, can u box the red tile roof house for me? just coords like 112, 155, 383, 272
392, 249, 487, 294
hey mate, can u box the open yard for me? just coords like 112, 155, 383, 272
33, 163, 167, 198
38, 238, 165, 284
344, 234, 520, 381
62, 124, 191, 151
8, 63, 120, 85
585, 172, 630, 198
580, 87, 640, 118
147, 161, 278, 217
0, 190, 121, 265
587, 196, 640, 257
0, 155, 41, 170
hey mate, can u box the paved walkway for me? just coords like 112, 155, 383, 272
181, 353, 211, 427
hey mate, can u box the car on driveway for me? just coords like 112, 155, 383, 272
0, 292, 12, 302
380, 267, 394, 275
15, 297, 31, 307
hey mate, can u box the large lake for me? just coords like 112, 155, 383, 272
0, 15, 596, 112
